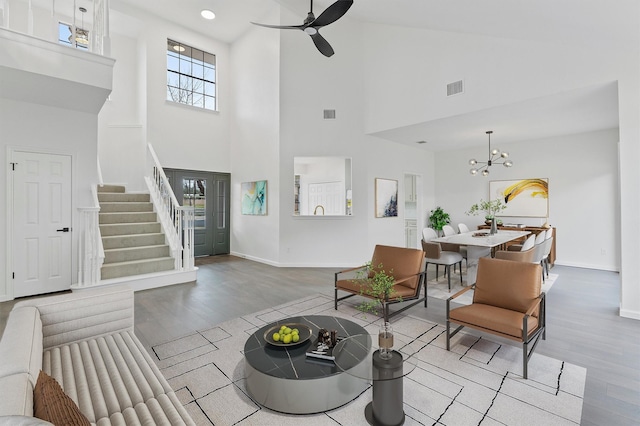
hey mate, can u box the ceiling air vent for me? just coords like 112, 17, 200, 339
323, 109, 336, 119
447, 80, 464, 97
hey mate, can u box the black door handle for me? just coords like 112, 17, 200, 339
56, 227, 70, 232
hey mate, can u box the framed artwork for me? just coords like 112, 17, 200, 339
490, 178, 549, 217
241, 180, 267, 215
375, 178, 398, 218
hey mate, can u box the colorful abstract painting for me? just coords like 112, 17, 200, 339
375, 178, 398, 218
241, 180, 267, 215
490, 178, 549, 217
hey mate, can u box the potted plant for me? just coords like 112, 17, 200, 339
428, 206, 450, 236
466, 198, 507, 234
355, 262, 398, 359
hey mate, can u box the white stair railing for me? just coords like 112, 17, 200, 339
77, 185, 104, 286
145, 143, 195, 271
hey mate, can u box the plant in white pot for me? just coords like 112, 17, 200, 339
466, 198, 507, 234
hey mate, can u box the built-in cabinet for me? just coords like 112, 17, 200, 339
404, 175, 417, 202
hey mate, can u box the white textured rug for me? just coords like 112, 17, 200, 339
150, 293, 583, 426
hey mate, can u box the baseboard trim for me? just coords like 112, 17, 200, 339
229, 251, 356, 268
554, 261, 619, 272
620, 308, 640, 320
70, 268, 198, 292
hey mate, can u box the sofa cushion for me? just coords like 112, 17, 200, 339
0, 307, 43, 385
43, 331, 193, 425
33, 371, 90, 426
0, 374, 35, 417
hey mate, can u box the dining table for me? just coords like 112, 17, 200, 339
432, 229, 530, 285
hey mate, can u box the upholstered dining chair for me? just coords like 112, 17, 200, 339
441, 224, 466, 272
446, 257, 546, 379
422, 228, 463, 290
531, 231, 548, 281
458, 223, 470, 233
334, 244, 427, 319
540, 228, 554, 278
495, 234, 536, 263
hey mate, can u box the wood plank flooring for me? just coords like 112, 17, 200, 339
1, 255, 639, 425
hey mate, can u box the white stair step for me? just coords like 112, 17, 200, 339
98, 193, 150, 203
104, 245, 170, 264
101, 257, 175, 280
102, 233, 165, 249
98, 184, 125, 193
99, 202, 153, 213
99, 212, 157, 224
100, 222, 161, 236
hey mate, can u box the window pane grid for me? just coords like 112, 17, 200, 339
167, 39, 216, 111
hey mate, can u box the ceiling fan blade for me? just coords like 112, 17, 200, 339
250, 22, 304, 30
310, 32, 335, 57
311, 0, 353, 27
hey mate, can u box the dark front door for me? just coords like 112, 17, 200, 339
164, 169, 230, 256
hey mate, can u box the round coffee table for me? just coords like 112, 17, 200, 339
244, 315, 370, 414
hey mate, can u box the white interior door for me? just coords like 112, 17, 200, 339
308, 182, 345, 215
12, 151, 72, 298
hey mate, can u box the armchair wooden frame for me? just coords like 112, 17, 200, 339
445, 258, 546, 379
334, 245, 427, 320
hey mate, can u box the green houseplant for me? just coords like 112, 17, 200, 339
466, 198, 507, 234
428, 206, 451, 236
355, 262, 398, 322
355, 262, 397, 358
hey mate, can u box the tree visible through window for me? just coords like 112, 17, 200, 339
167, 39, 216, 111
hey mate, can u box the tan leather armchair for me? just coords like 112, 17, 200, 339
334, 245, 426, 319
446, 257, 546, 379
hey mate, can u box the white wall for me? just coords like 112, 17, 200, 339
435, 129, 619, 271
229, 7, 281, 265
98, 2, 233, 192
275, 13, 436, 267
360, 22, 640, 319
0, 98, 101, 300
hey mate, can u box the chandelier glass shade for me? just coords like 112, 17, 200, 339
469, 131, 513, 176
75, 7, 89, 45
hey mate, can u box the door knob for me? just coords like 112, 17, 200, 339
56, 227, 70, 232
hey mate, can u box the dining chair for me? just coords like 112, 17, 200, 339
458, 223, 470, 233
531, 232, 548, 281
541, 228, 554, 277
495, 234, 536, 262
422, 228, 463, 290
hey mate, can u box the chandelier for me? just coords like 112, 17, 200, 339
75, 7, 89, 46
469, 131, 513, 176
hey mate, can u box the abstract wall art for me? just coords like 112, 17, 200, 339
375, 178, 398, 218
241, 180, 267, 215
490, 178, 549, 217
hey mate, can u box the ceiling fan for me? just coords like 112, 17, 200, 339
251, 0, 354, 57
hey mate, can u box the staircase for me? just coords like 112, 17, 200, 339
98, 185, 175, 280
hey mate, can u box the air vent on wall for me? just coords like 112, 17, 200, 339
447, 80, 464, 97
323, 109, 336, 119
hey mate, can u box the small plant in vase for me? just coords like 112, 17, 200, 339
355, 262, 397, 359
428, 206, 451, 236
466, 198, 507, 234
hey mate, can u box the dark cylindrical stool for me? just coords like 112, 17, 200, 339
364, 350, 404, 426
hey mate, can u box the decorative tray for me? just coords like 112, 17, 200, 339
472, 232, 489, 237
263, 323, 312, 347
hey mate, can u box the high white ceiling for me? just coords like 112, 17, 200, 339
36, 0, 634, 150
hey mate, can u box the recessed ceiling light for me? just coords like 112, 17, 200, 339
416, 140, 427, 144
201, 9, 216, 20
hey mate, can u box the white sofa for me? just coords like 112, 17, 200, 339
0, 286, 195, 425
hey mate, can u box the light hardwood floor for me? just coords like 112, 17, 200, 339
1, 255, 639, 425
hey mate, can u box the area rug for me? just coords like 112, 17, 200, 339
427, 267, 558, 305
150, 293, 584, 426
